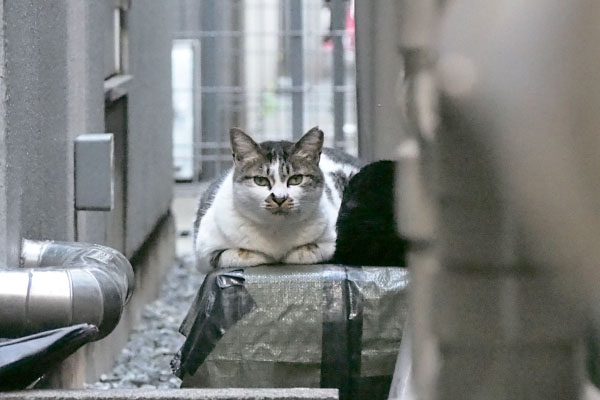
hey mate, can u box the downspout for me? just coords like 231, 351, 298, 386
0, 239, 134, 340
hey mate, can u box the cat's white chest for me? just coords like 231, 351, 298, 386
196, 173, 335, 263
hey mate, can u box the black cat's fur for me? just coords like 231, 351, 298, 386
332, 160, 407, 266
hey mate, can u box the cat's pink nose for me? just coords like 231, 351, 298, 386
270, 193, 288, 206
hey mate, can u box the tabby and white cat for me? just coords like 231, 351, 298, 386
193, 127, 362, 272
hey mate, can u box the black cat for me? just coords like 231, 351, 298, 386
332, 160, 407, 267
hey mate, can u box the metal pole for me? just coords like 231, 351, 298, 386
200, 0, 219, 177
289, 0, 304, 138
331, 0, 347, 149
354, 0, 375, 161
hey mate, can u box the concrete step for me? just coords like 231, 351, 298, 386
0, 389, 338, 400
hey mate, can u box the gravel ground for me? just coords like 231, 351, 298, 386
86, 253, 204, 389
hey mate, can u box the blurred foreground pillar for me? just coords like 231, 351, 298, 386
397, 0, 600, 398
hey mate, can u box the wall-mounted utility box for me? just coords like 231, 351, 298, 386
74, 134, 114, 211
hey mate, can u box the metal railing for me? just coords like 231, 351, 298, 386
173, 0, 358, 180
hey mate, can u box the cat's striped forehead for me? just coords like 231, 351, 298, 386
255, 140, 319, 178
257, 141, 293, 180
258, 157, 286, 182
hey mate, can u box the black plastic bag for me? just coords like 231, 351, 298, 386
0, 323, 98, 390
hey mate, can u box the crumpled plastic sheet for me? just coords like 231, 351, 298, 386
0, 323, 98, 390
173, 264, 410, 400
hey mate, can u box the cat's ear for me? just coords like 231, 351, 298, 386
230, 127, 262, 165
292, 126, 324, 163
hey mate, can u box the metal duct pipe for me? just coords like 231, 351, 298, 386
0, 239, 135, 340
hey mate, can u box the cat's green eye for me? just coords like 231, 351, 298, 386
253, 176, 270, 187
287, 175, 303, 186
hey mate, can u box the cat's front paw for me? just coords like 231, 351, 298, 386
283, 242, 335, 264
212, 248, 274, 268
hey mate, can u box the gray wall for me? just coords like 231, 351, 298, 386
355, 0, 406, 162
71, 1, 113, 250
0, 0, 175, 263
0, 2, 74, 267
125, 3, 175, 256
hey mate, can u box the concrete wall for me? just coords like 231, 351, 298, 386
390, 1, 598, 398
75, 1, 174, 258
125, 3, 175, 257
0, 2, 74, 267
0, 0, 174, 262
71, 0, 115, 249
355, 0, 406, 162
0, 0, 176, 388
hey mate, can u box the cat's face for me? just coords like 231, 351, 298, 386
230, 127, 324, 220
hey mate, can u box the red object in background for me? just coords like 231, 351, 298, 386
322, 0, 355, 51
345, 1, 355, 50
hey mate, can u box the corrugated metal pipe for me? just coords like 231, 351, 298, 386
0, 239, 135, 340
